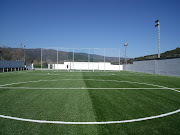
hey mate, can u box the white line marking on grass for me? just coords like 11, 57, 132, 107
0, 109, 180, 124
62, 79, 164, 88
19, 73, 114, 76
62, 79, 180, 93
0, 80, 57, 87
0, 79, 180, 124
0, 87, 174, 90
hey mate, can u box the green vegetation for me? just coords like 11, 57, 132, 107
134, 47, 180, 61
0, 70, 180, 135
1, 47, 180, 65
0, 47, 125, 65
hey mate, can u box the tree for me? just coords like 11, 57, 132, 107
0, 47, 12, 60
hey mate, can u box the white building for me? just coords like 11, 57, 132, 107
51, 62, 123, 71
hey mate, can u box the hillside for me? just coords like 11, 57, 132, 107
1, 47, 179, 65
0, 47, 125, 65
134, 47, 180, 61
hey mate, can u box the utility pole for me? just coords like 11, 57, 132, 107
155, 20, 160, 58
124, 42, 128, 64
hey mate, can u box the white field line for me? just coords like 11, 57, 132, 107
0, 79, 180, 93
62, 79, 165, 88
0, 87, 173, 90
0, 109, 180, 124
0, 80, 57, 87
164, 88, 180, 93
62, 79, 180, 93
0, 78, 177, 89
20, 74, 114, 77
0, 79, 180, 124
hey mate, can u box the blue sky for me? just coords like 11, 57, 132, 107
0, 0, 180, 58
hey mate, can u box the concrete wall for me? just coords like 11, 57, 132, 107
0, 60, 24, 68
52, 62, 123, 71
124, 58, 180, 77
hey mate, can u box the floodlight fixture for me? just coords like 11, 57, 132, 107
155, 24, 159, 27
124, 42, 128, 46
155, 20, 159, 23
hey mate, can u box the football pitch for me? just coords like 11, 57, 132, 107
0, 70, 180, 135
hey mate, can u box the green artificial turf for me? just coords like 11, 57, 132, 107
0, 70, 180, 135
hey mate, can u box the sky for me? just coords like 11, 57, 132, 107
0, 0, 180, 58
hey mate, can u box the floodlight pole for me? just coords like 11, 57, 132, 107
158, 22, 160, 58
155, 20, 160, 58
124, 42, 128, 65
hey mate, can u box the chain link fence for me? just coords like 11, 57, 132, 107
40, 48, 122, 71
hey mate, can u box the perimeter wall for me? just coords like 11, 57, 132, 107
124, 58, 180, 77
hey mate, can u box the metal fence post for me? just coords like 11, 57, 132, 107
73, 48, 74, 70
41, 48, 42, 71
119, 48, 121, 72
104, 48, 105, 72
57, 48, 58, 71
88, 48, 90, 71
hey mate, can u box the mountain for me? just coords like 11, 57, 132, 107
3, 47, 179, 65
0, 47, 126, 65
